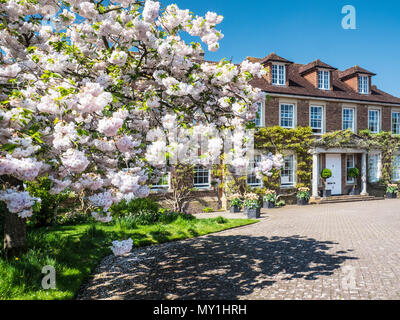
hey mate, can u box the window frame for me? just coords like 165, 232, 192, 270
253, 101, 265, 127
193, 166, 211, 189
368, 152, 381, 183
346, 154, 355, 184
358, 75, 369, 94
279, 103, 295, 129
280, 154, 296, 188
368, 109, 381, 133
151, 173, 171, 191
309, 105, 324, 134
342, 107, 356, 132
318, 70, 330, 90
247, 154, 262, 188
393, 154, 400, 182
271, 63, 286, 86
392, 110, 400, 135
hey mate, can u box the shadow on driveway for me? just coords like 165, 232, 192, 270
80, 235, 358, 300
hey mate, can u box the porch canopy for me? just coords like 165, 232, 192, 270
310, 131, 370, 198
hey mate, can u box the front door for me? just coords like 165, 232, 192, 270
325, 154, 342, 195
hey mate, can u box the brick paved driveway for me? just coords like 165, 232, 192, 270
78, 200, 400, 300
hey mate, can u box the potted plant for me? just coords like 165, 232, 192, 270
386, 184, 398, 199
228, 193, 242, 213
297, 187, 310, 205
243, 193, 261, 218
320, 168, 332, 198
347, 167, 361, 195
263, 190, 277, 209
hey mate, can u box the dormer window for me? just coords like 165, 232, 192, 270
318, 70, 330, 90
271, 64, 285, 85
358, 75, 369, 94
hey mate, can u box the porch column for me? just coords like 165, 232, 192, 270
312, 152, 319, 198
361, 152, 368, 196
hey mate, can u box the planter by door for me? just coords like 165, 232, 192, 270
321, 190, 331, 198
246, 208, 261, 219
297, 198, 309, 206
263, 201, 275, 209
349, 187, 361, 196
230, 205, 241, 213
386, 192, 397, 199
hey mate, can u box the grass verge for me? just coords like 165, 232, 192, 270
0, 216, 256, 300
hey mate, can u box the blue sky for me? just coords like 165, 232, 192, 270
164, 0, 400, 97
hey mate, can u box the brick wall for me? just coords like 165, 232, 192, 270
382, 106, 392, 132
297, 99, 310, 127
265, 96, 280, 127
325, 102, 342, 131
265, 96, 395, 133
304, 71, 318, 88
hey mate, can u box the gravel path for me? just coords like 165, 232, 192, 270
77, 200, 400, 300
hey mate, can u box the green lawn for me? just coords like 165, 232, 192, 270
0, 216, 256, 300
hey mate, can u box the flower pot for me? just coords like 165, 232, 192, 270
246, 208, 261, 219
322, 190, 331, 198
386, 192, 397, 199
263, 201, 275, 209
230, 205, 241, 213
349, 188, 360, 196
297, 198, 309, 206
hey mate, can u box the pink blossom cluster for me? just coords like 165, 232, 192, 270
0, 188, 40, 218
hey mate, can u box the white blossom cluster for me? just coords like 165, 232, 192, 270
0, 0, 281, 255
111, 238, 134, 256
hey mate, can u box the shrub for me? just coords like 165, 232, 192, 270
25, 177, 73, 227
386, 184, 399, 194
320, 168, 332, 180
56, 211, 94, 226
202, 207, 214, 213
347, 167, 360, 179
297, 187, 310, 201
243, 193, 260, 209
263, 190, 277, 203
110, 198, 160, 219
213, 216, 228, 224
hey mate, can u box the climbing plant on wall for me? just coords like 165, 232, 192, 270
254, 126, 315, 190
358, 130, 400, 184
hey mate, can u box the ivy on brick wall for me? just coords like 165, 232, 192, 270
358, 130, 400, 184
254, 126, 315, 190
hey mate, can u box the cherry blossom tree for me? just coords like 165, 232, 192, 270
0, 0, 277, 256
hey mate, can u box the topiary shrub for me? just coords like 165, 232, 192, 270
347, 167, 360, 179
320, 168, 332, 180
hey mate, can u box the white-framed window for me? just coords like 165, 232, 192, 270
253, 102, 264, 127
310, 105, 324, 134
318, 70, 330, 90
368, 153, 381, 183
281, 154, 295, 187
271, 64, 285, 85
193, 166, 210, 188
343, 107, 355, 132
247, 154, 262, 187
368, 109, 380, 133
393, 155, 400, 181
151, 173, 170, 190
280, 104, 295, 128
346, 154, 355, 184
358, 75, 369, 94
392, 111, 400, 135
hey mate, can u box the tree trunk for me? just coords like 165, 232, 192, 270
3, 208, 27, 258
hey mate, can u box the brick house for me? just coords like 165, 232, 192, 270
249, 53, 400, 199
152, 53, 400, 211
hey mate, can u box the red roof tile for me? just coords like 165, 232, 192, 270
250, 59, 400, 105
